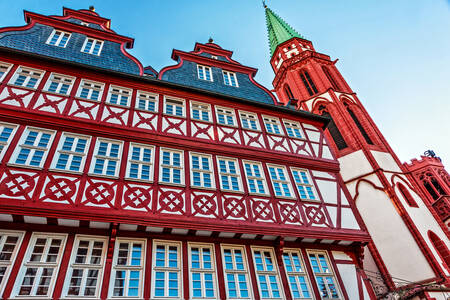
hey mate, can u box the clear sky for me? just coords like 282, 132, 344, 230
1, 0, 449, 167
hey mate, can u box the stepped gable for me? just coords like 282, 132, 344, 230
0, 7, 144, 75
159, 41, 277, 104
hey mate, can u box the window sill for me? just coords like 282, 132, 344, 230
106, 102, 131, 109
158, 181, 186, 188
216, 123, 238, 129
6, 84, 38, 92
134, 107, 158, 114
87, 173, 119, 180
74, 96, 101, 103
124, 177, 154, 184
190, 185, 216, 191
190, 118, 213, 124
48, 168, 83, 175
7, 163, 43, 170
41, 90, 71, 97
241, 128, 261, 133
162, 113, 186, 119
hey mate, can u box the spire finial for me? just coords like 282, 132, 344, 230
262, 0, 267, 8
89, 5, 95, 11
208, 37, 214, 43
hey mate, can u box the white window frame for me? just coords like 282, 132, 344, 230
107, 85, 132, 107
44, 73, 75, 95
307, 251, 341, 299
263, 116, 284, 136
62, 235, 108, 298
108, 238, 146, 299
190, 101, 212, 123
215, 106, 237, 127
12, 233, 67, 298
216, 156, 243, 193
126, 143, 155, 182
290, 168, 318, 201
0, 122, 18, 161
46, 29, 71, 48
188, 243, 218, 299
0, 230, 25, 296
159, 148, 184, 186
190, 152, 215, 189
283, 120, 304, 140
239, 111, 261, 131
251, 247, 284, 299
9, 66, 44, 89
222, 70, 238, 87
135, 91, 158, 113
0, 61, 13, 82
89, 138, 123, 178
282, 249, 313, 300
81, 38, 104, 56
151, 240, 182, 299
267, 164, 294, 199
197, 65, 213, 82
242, 160, 269, 196
164, 96, 185, 118
50, 132, 91, 174
221, 245, 252, 299
9, 126, 55, 169
76, 79, 104, 101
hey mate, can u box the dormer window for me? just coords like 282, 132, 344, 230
197, 65, 212, 81
81, 38, 103, 56
223, 71, 238, 87
46, 29, 71, 48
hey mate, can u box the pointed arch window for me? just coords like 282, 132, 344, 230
420, 172, 446, 200
397, 183, 418, 208
284, 84, 294, 101
428, 231, 450, 272
299, 70, 318, 96
322, 66, 340, 91
345, 104, 373, 145
319, 106, 347, 150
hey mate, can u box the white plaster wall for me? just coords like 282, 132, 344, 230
336, 264, 359, 300
356, 181, 435, 283
370, 151, 402, 173
338, 150, 374, 182
427, 291, 450, 300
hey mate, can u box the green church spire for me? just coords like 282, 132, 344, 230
264, 4, 304, 56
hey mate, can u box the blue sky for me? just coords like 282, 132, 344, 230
1, 0, 449, 167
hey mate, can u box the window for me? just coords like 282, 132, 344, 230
223, 71, 238, 87
0, 122, 17, 160
136, 91, 158, 112
346, 106, 373, 145
197, 65, 212, 81
10, 66, 44, 89
217, 157, 242, 192
398, 183, 418, 208
160, 148, 184, 185
90, 139, 123, 177
428, 231, 450, 272
10, 127, 55, 168
0, 62, 12, 81
308, 252, 340, 299
252, 248, 282, 299
216, 107, 236, 127
283, 120, 303, 139
191, 102, 211, 122
81, 38, 104, 55
284, 84, 294, 101
263, 116, 283, 135
77, 80, 104, 101
152, 241, 182, 298
189, 243, 217, 299
222, 245, 251, 299
282, 250, 312, 299
267, 165, 293, 198
44, 73, 74, 95
190, 153, 214, 189
291, 169, 317, 201
0, 231, 24, 294
322, 66, 341, 91
64, 236, 107, 297
13, 234, 66, 297
46, 29, 71, 47
243, 161, 267, 195
52, 133, 90, 173
109, 239, 145, 298
320, 110, 347, 150
126, 143, 154, 181
107, 86, 132, 107
299, 70, 318, 96
239, 111, 260, 131
164, 97, 185, 117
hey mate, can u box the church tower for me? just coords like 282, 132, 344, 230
264, 4, 450, 296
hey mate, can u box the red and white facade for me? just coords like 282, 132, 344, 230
0, 7, 380, 300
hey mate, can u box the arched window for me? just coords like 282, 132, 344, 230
284, 84, 294, 101
322, 66, 340, 90
397, 183, 418, 207
300, 70, 318, 96
420, 172, 446, 200
428, 231, 450, 272
345, 104, 374, 145
319, 105, 348, 150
